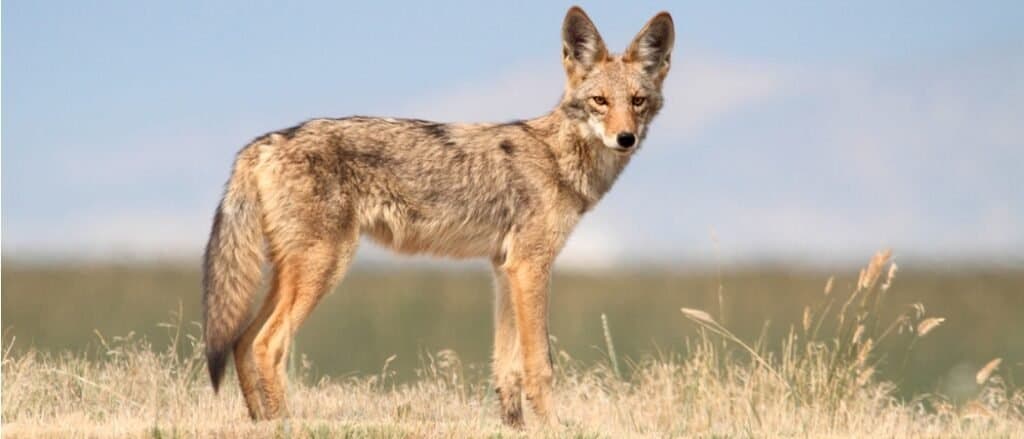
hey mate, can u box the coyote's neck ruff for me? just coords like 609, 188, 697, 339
203, 6, 674, 429
524, 111, 633, 209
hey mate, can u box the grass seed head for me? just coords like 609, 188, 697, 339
916, 318, 945, 337
858, 249, 892, 291
976, 358, 1003, 385
680, 308, 717, 326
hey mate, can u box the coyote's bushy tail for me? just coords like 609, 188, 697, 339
203, 155, 264, 392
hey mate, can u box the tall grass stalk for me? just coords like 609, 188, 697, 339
601, 313, 621, 380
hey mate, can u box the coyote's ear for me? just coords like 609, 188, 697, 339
562, 6, 608, 82
625, 12, 675, 83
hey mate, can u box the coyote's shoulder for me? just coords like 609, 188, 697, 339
203, 6, 674, 428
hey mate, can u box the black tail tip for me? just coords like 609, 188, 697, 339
207, 349, 229, 393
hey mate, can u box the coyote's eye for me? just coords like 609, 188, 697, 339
591, 96, 608, 106
632, 96, 647, 107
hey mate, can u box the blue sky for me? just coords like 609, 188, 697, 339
3, 1, 1023, 267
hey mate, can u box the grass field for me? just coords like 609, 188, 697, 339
3, 251, 1023, 436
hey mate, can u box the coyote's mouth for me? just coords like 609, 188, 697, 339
608, 144, 638, 155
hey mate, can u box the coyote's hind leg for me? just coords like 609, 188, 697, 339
236, 220, 358, 420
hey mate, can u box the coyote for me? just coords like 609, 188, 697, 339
203, 6, 674, 428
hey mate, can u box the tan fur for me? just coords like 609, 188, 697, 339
202, 6, 674, 428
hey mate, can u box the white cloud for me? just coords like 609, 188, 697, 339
556, 219, 627, 271
656, 51, 790, 141
400, 62, 563, 122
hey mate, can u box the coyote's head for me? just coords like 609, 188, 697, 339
559, 7, 674, 153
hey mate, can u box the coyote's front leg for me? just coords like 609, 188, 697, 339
491, 262, 524, 428
504, 257, 556, 427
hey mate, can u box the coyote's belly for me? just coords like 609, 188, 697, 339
357, 196, 514, 259
362, 213, 507, 258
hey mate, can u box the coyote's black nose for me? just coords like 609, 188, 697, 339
616, 132, 636, 148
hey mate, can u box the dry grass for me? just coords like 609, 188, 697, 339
3, 251, 1023, 438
